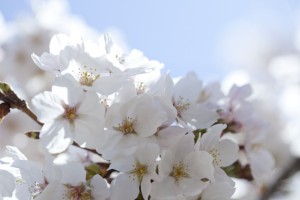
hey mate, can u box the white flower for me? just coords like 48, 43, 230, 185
101, 94, 167, 159
36, 162, 110, 200
168, 72, 218, 129
217, 84, 253, 133
197, 124, 239, 167
31, 76, 105, 153
32, 34, 126, 95
244, 130, 275, 182
110, 144, 160, 200
0, 146, 46, 199
189, 181, 235, 200
151, 134, 214, 199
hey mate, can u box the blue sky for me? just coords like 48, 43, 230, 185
1, 0, 300, 81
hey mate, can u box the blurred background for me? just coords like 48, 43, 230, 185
1, 0, 300, 199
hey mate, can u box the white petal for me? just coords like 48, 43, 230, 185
31, 52, 63, 71
59, 163, 86, 185
249, 148, 275, 181
185, 151, 214, 181
5, 146, 27, 160
31, 91, 64, 123
35, 182, 65, 200
110, 174, 139, 200
73, 115, 104, 149
40, 120, 72, 154
90, 175, 110, 200
151, 177, 180, 198
200, 124, 226, 151
141, 176, 152, 200
213, 167, 235, 187
0, 170, 15, 197
217, 139, 239, 167
174, 72, 202, 102
201, 182, 235, 200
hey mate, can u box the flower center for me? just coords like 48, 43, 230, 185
130, 161, 148, 181
30, 181, 47, 199
77, 66, 100, 87
64, 106, 78, 124
209, 148, 221, 166
170, 161, 190, 181
136, 82, 146, 95
64, 183, 93, 200
173, 96, 191, 115
115, 117, 136, 135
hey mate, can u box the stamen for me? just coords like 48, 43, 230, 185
114, 117, 136, 135
63, 105, 78, 124
130, 161, 148, 181
174, 96, 191, 115
78, 66, 100, 86
170, 161, 190, 182
136, 82, 146, 95
64, 183, 92, 200
209, 148, 222, 166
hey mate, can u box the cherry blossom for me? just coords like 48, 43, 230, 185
31, 76, 105, 153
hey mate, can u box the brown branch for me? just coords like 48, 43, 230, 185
259, 157, 300, 200
0, 83, 43, 126
72, 141, 102, 157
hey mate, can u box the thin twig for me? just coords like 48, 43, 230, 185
259, 157, 300, 200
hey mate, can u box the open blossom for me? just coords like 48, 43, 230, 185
197, 124, 239, 168
0, 146, 46, 199
110, 144, 160, 200
151, 134, 214, 199
217, 84, 254, 133
101, 93, 168, 159
36, 162, 110, 200
31, 76, 105, 154
164, 72, 218, 129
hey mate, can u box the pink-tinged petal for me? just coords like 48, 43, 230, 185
110, 174, 139, 200
217, 139, 239, 167
90, 175, 110, 200
40, 120, 72, 154
31, 91, 64, 123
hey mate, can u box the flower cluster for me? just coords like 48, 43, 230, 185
0, 33, 275, 200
